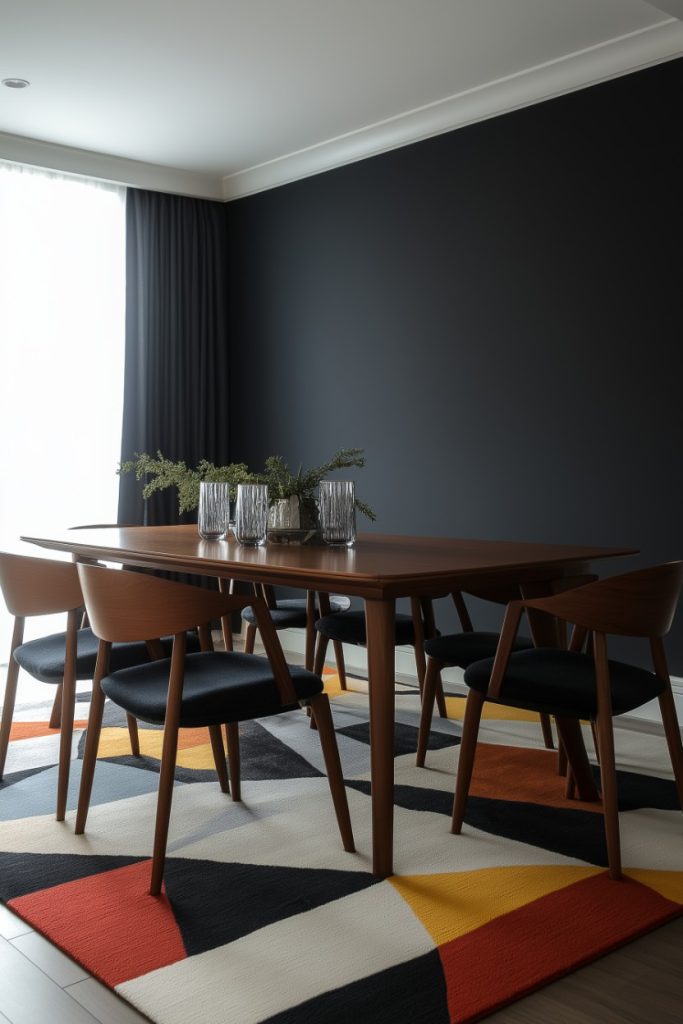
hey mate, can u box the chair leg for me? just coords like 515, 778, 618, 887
658, 687, 683, 810
309, 633, 329, 732
333, 641, 347, 689
590, 720, 601, 763
412, 636, 427, 694
221, 616, 234, 652
313, 633, 329, 676
594, 711, 621, 879
304, 626, 316, 672
48, 684, 63, 729
0, 618, 24, 779
416, 657, 440, 768
557, 734, 568, 776
451, 689, 485, 833
126, 713, 140, 756
435, 674, 448, 719
225, 722, 241, 801
149, 639, 187, 897
593, 633, 621, 880
219, 578, 234, 652
150, 721, 181, 896
209, 725, 229, 793
304, 591, 316, 672
649, 638, 683, 811
75, 674, 108, 834
56, 609, 79, 822
540, 713, 555, 750
243, 623, 257, 655
565, 766, 576, 801
555, 717, 600, 802
309, 693, 355, 852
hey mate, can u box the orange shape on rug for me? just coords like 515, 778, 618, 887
10, 720, 89, 741
469, 742, 603, 813
10, 860, 187, 987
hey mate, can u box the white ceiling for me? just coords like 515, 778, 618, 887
1, 0, 682, 200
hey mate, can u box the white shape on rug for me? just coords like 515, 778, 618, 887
119, 881, 434, 1024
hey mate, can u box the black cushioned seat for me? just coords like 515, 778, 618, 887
241, 596, 349, 629
315, 609, 418, 647
424, 631, 534, 668
464, 648, 665, 720
101, 651, 323, 728
13, 628, 200, 684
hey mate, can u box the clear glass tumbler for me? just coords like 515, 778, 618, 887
197, 482, 230, 540
319, 480, 356, 547
235, 484, 269, 546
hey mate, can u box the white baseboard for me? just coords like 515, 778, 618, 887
280, 628, 683, 734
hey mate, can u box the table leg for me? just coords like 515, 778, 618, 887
364, 597, 396, 878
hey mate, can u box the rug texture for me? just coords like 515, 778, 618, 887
0, 669, 681, 1024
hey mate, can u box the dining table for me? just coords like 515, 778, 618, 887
23, 525, 636, 877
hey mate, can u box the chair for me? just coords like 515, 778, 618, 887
415, 584, 554, 768
74, 564, 355, 895
242, 586, 350, 677
416, 576, 601, 767
449, 563, 683, 880
314, 595, 436, 692
0, 552, 198, 819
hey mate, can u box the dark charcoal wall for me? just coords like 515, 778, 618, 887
227, 58, 683, 672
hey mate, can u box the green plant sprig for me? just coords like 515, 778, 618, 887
118, 452, 255, 514
119, 447, 376, 521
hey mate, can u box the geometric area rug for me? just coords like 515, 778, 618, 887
1, 669, 681, 1024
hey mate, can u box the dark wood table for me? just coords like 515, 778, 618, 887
23, 526, 636, 876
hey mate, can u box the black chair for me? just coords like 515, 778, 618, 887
415, 577, 599, 767
75, 564, 355, 895
450, 564, 683, 880
314, 596, 437, 693
0, 552, 198, 819
243, 586, 350, 677
415, 585, 538, 767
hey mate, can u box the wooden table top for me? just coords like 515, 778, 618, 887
22, 525, 637, 600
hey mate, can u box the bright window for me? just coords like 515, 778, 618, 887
0, 161, 125, 653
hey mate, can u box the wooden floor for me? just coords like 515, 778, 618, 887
1, 640, 681, 1024
488, 916, 683, 1024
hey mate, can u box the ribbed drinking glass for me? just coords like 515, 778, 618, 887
197, 482, 230, 540
235, 484, 269, 546
319, 480, 356, 547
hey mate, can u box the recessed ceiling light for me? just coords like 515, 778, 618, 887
2, 78, 30, 89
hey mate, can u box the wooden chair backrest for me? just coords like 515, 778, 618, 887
0, 552, 83, 617
453, 575, 597, 633
78, 563, 249, 643
77, 564, 300, 707
523, 563, 683, 638
450, 582, 528, 632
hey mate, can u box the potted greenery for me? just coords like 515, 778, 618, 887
119, 447, 375, 540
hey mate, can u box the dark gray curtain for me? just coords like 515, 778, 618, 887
117, 188, 230, 525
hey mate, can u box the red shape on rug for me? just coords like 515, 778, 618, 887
10, 860, 187, 987
439, 872, 681, 1023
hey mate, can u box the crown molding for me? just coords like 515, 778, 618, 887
2, 19, 682, 203
0, 132, 223, 200
222, 18, 683, 201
